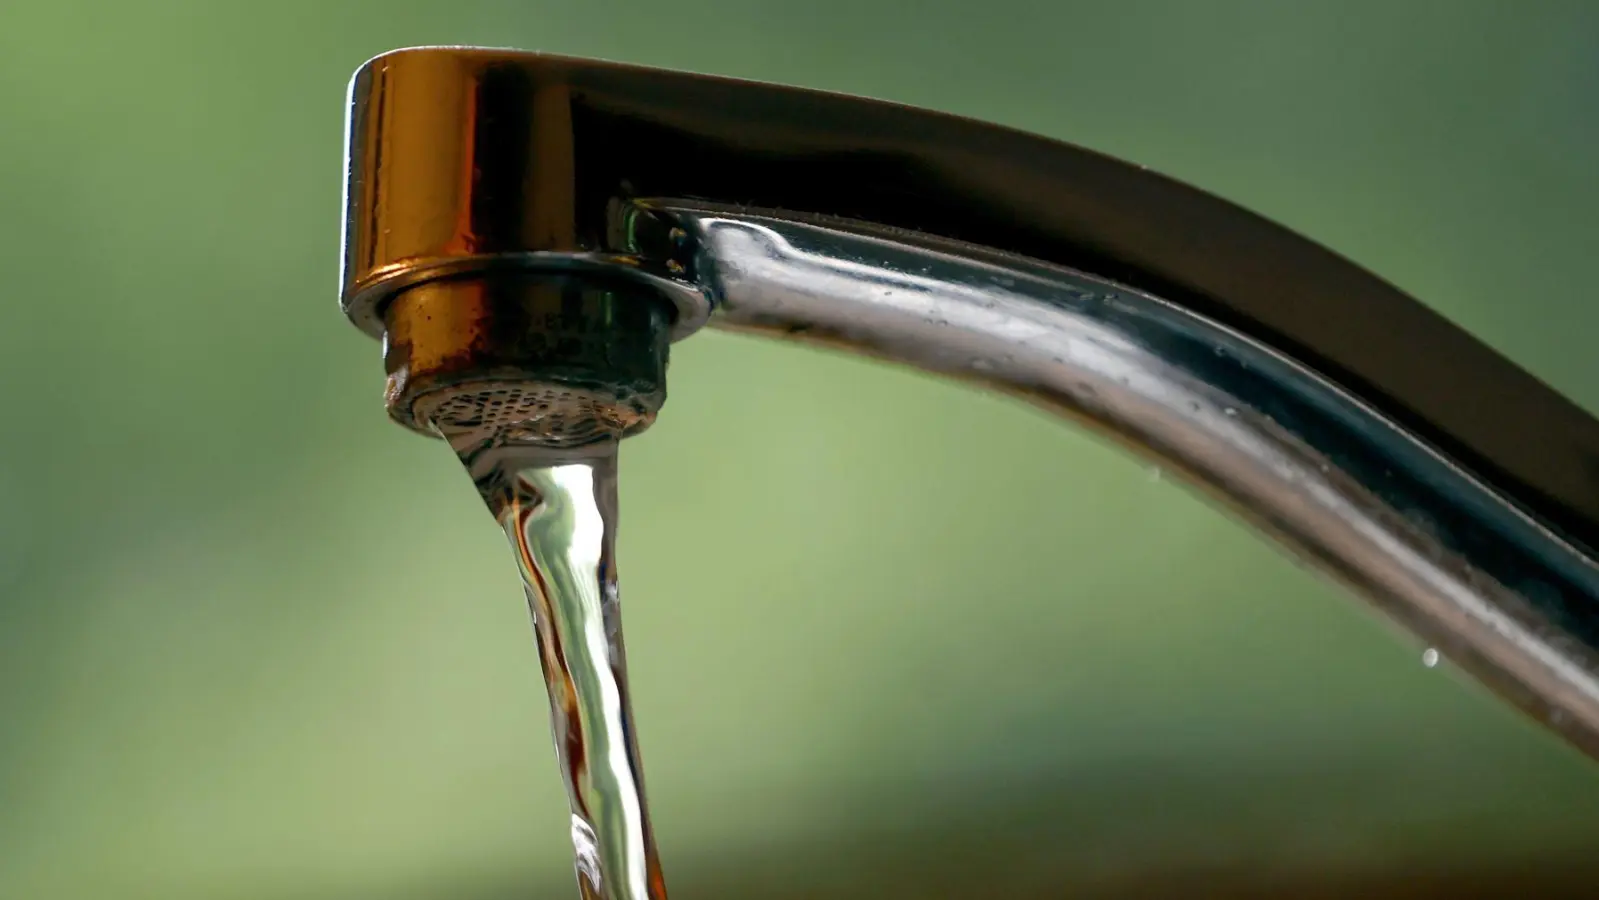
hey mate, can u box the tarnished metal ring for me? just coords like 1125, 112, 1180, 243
340, 251, 713, 343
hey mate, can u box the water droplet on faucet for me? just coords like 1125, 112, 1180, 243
1422, 647, 1441, 668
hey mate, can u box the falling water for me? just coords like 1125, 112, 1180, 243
462, 446, 667, 900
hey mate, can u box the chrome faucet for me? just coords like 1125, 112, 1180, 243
339, 46, 1599, 761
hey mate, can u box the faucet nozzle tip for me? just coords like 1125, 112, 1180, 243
380, 272, 672, 454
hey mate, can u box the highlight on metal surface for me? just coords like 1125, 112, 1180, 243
339, 46, 1599, 757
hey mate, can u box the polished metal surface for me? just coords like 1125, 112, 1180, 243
339, 46, 1599, 759
341, 46, 1599, 551
339, 49, 710, 341
662, 202, 1599, 754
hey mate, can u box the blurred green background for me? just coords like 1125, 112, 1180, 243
3, 1, 1598, 898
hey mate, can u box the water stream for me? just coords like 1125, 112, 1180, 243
461, 446, 667, 900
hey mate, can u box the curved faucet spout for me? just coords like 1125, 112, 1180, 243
340, 47, 1599, 758
665, 202, 1599, 755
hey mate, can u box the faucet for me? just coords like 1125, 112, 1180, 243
339, 46, 1599, 762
